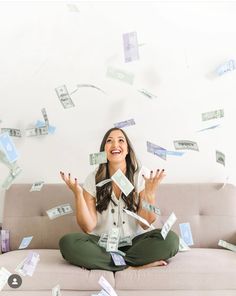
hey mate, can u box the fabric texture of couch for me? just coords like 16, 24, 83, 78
1, 183, 236, 295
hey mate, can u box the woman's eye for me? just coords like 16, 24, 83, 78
106, 139, 111, 143
119, 139, 124, 142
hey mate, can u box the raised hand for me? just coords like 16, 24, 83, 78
60, 171, 83, 196
142, 169, 166, 198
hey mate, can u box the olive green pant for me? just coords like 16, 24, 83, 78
59, 229, 179, 271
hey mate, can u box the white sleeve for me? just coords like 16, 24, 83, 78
135, 166, 150, 194
83, 170, 96, 198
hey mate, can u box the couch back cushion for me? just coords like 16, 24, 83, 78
2, 183, 236, 250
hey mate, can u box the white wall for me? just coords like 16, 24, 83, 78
1, 1, 236, 222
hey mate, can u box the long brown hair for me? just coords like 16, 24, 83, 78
95, 128, 140, 214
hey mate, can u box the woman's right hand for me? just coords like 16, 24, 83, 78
60, 171, 83, 196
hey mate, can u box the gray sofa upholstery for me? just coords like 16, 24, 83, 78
1, 183, 236, 295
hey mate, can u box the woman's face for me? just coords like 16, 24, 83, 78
104, 130, 129, 164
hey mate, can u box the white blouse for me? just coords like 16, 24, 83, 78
83, 166, 150, 239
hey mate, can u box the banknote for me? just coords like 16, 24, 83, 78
55, 85, 75, 109
118, 235, 132, 247
179, 237, 190, 251
201, 109, 224, 121
98, 233, 108, 249
41, 108, 49, 127
218, 239, 236, 252
0, 132, 19, 163
123, 209, 154, 229
15, 251, 40, 277
111, 169, 134, 196
1, 230, 10, 252
112, 249, 126, 257
96, 179, 112, 187
179, 223, 194, 246
25, 126, 48, 137
197, 124, 221, 132
98, 276, 118, 296
46, 203, 73, 220
1, 128, 22, 137
52, 284, 61, 296
146, 141, 167, 160
106, 66, 134, 85
19, 236, 33, 249
36, 120, 56, 135
142, 200, 161, 215
70, 84, 106, 95
114, 119, 135, 129
123, 31, 139, 63
2, 165, 22, 190
89, 151, 107, 165
216, 150, 225, 166
106, 227, 120, 252
0, 267, 11, 291
97, 289, 110, 296
173, 140, 199, 151
138, 89, 157, 99
216, 59, 236, 76
110, 252, 126, 266
161, 212, 177, 239
30, 181, 44, 192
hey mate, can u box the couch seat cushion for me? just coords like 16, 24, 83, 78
115, 248, 236, 290
0, 249, 114, 291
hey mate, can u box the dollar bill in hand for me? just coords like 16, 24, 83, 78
0, 132, 19, 163
114, 119, 135, 129
19, 236, 33, 249
106, 227, 120, 252
218, 239, 236, 252
123, 31, 139, 63
179, 223, 194, 246
89, 151, 107, 165
111, 169, 134, 196
110, 252, 126, 266
161, 212, 177, 239
46, 203, 73, 220
216, 150, 225, 166
55, 85, 75, 109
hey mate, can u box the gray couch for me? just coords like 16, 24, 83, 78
1, 183, 236, 296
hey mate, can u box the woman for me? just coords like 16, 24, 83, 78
59, 127, 179, 271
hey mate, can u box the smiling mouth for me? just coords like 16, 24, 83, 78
110, 149, 122, 155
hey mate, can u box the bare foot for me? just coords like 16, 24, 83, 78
128, 260, 167, 270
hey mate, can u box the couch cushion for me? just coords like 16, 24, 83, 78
0, 249, 114, 291
115, 248, 236, 290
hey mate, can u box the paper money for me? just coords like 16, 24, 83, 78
142, 200, 161, 215
41, 108, 49, 127
1, 230, 10, 252
106, 227, 120, 252
197, 124, 221, 132
123, 209, 154, 229
46, 203, 73, 220
55, 85, 75, 109
179, 223, 194, 246
2, 165, 22, 190
19, 236, 33, 249
216, 150, 225, 166
25, 126, 48, 137
106, 66, 134, 85
114, 119, 135, 129
98, 276, 118, 296
96, 179, 112, 187
70, 84, 106, 95
97, 290, 111, 296
89, 151, 107, 165
30, 181, 44, 192
36, 120, 56, 135
1, 128, 22, 137
98, 233, 108, 249
0, 267, 11, 291
118, 235, 132, 247
218, 239, 236, 252
52, 284, 61, 296
173, 140, 199, 151
179, 237, 190, 251
123, 31, 139, 63
216, 59, 236, 76
15, 251, 40, 277
201, 109, 224, 121
161, 212, 177, 239
112, 249, 126, 257
147, 141, 167, 160
0, 132, 19, 163
111, 169, 134, 196
110, 252, 126, 266
138, 89, 157, 99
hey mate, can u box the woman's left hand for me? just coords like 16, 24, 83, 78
142, 169, 166, 199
